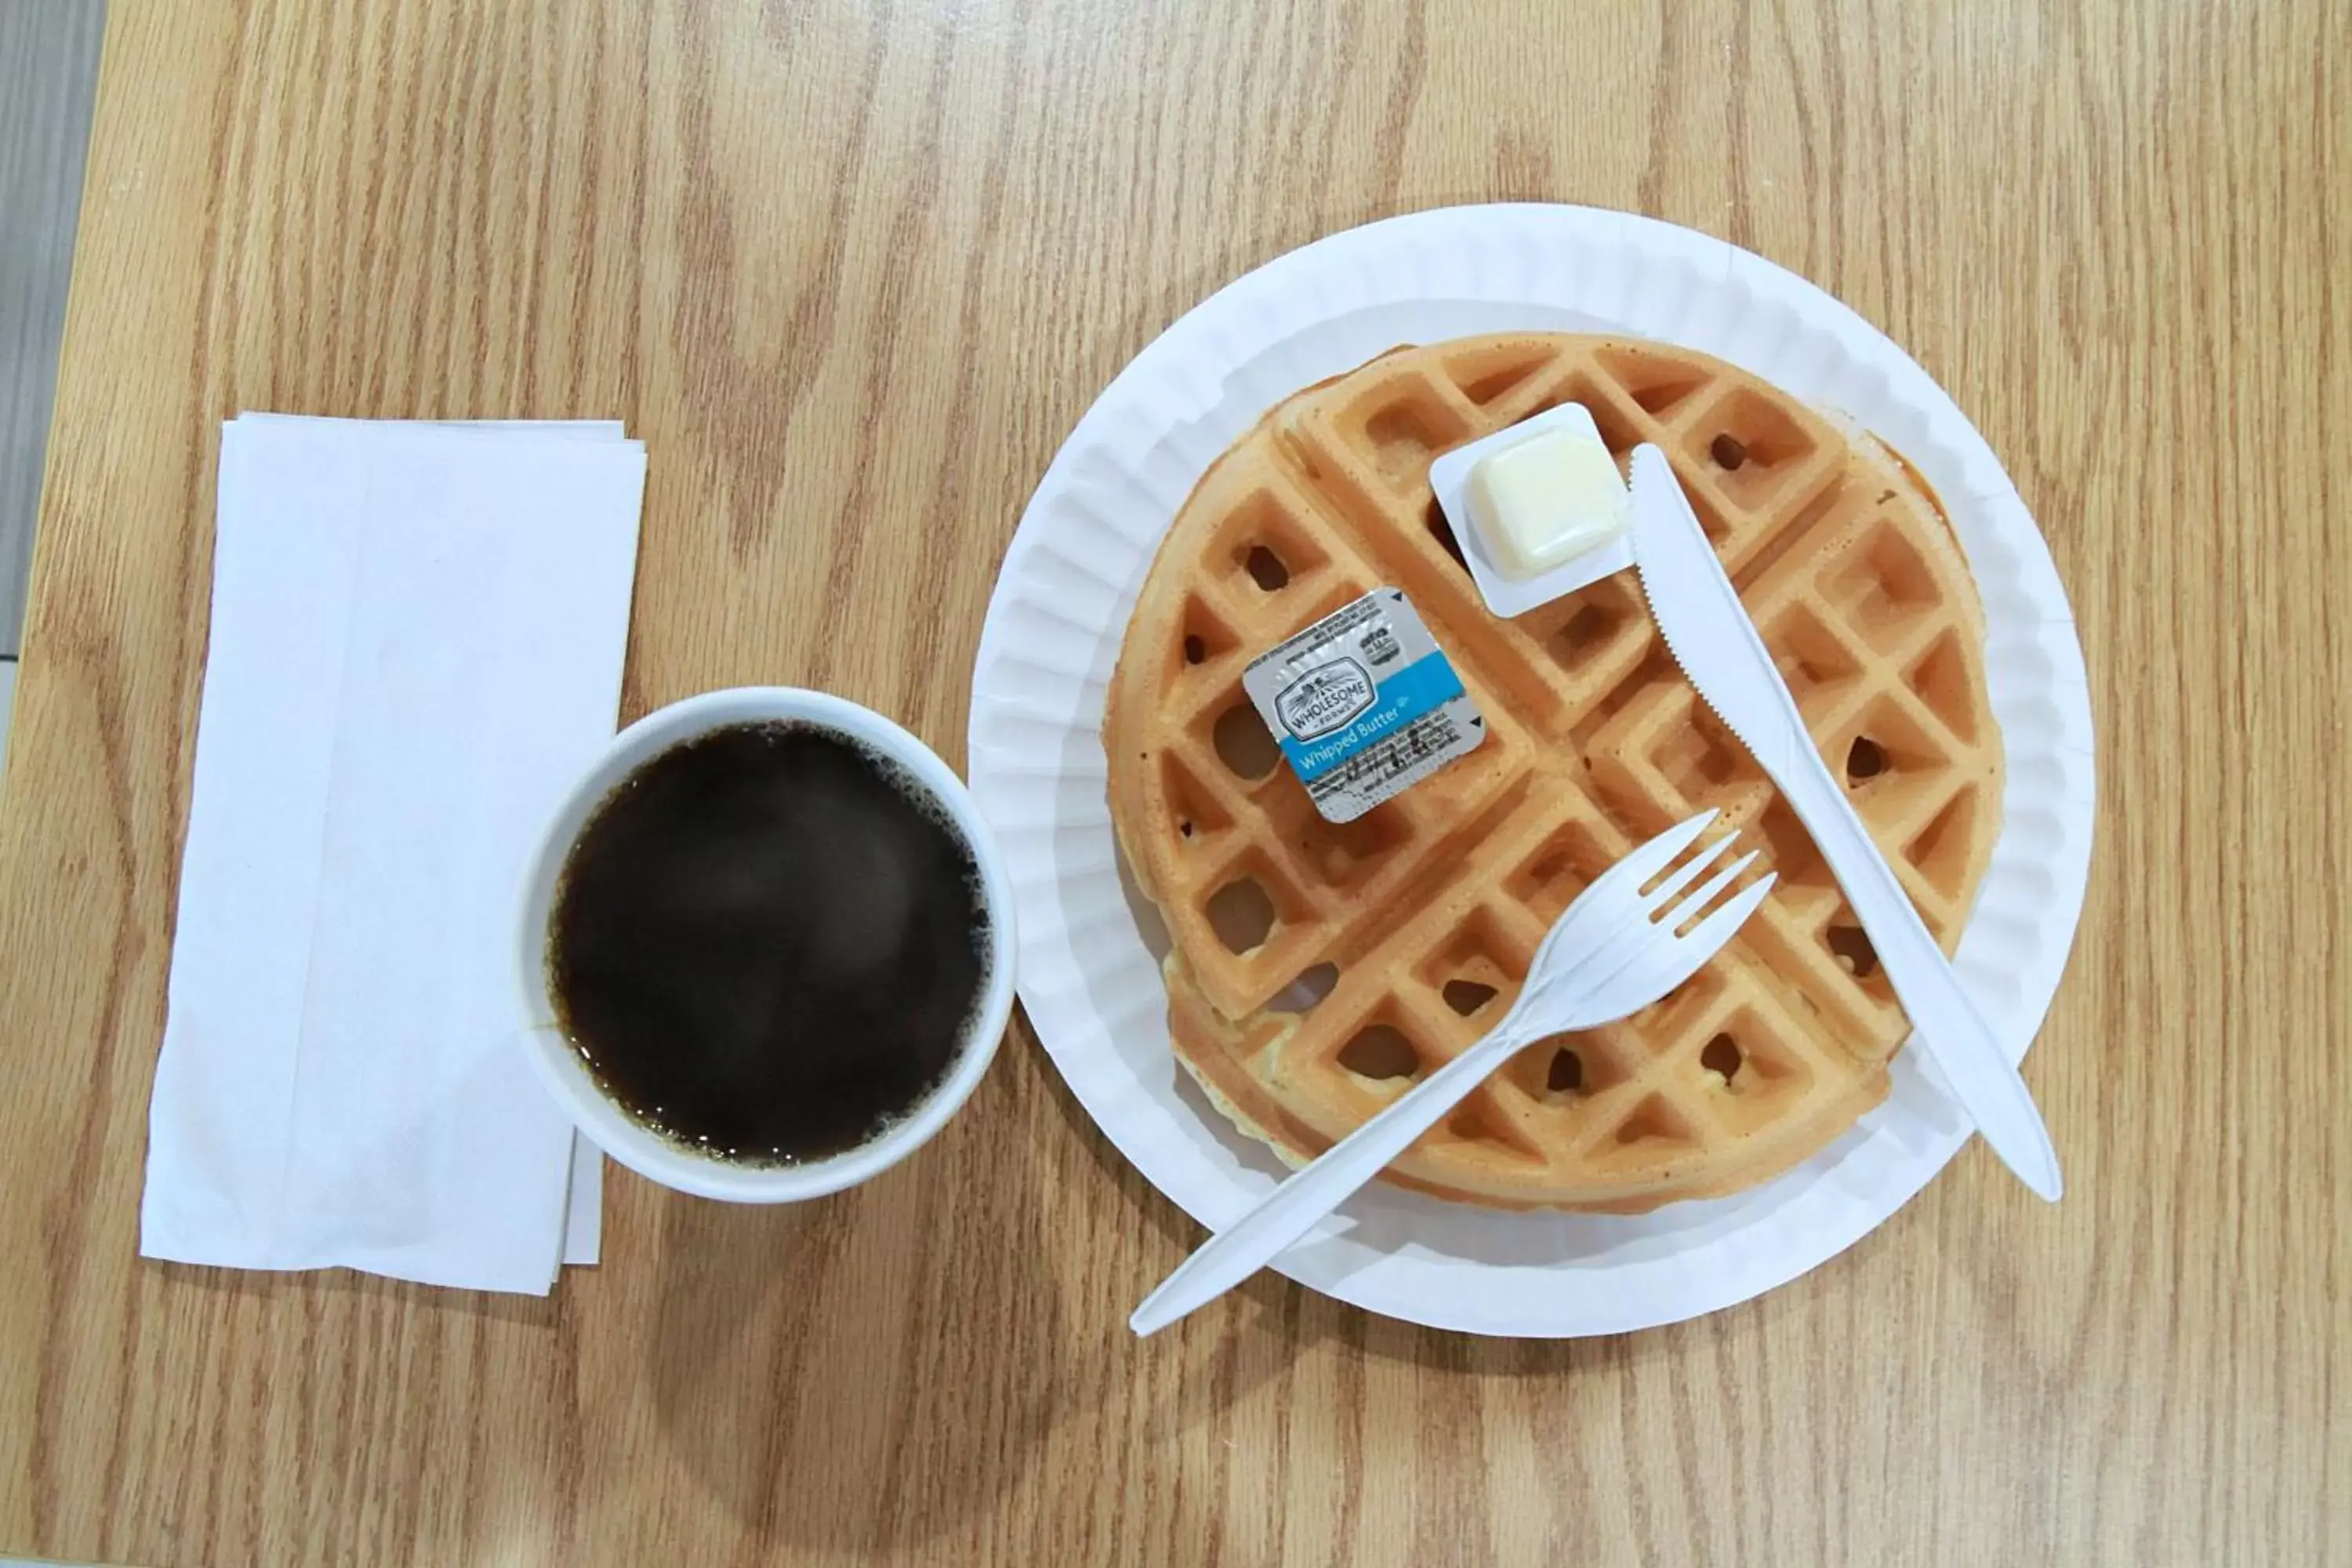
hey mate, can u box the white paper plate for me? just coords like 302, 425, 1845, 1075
967, 204, 2095, 1338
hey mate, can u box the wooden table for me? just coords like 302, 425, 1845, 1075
2, 3, 2343, 1564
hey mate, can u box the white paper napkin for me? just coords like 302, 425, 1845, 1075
140, 415, 645, 1294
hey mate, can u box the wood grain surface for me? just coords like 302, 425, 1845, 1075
0, 2, 2344, 1564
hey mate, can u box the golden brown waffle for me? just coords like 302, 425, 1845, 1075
1104, 333, 2004, 1212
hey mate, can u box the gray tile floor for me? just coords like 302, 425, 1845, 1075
0, 0, 106, 765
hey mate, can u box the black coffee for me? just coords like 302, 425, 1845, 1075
549, 721, 990, 1165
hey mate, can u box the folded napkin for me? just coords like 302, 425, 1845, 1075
140, 415, 645, 1294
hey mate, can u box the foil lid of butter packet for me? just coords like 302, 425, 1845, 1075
1241, 589, 1484, 824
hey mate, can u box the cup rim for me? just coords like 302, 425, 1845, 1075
513, 686, 1018, 1203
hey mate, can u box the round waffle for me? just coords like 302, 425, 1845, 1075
1104, 333, 2003, 1212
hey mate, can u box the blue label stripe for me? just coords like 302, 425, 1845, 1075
1277, 652, 1465, 783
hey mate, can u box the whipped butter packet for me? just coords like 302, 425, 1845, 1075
1241, 588, 1484, 823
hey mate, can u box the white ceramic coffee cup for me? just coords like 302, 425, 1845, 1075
513, 687, 1018, 1202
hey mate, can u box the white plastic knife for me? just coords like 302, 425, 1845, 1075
1625, 444, 2062, 1200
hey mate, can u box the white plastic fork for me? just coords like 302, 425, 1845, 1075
1130, 809, 1777, 1337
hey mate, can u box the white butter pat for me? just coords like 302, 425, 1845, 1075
1463, 407, 1630, 580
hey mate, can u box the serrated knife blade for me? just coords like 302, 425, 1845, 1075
1625, 444, 2061, 1201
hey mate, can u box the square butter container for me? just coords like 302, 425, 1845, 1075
1426, 400, 1635, 619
